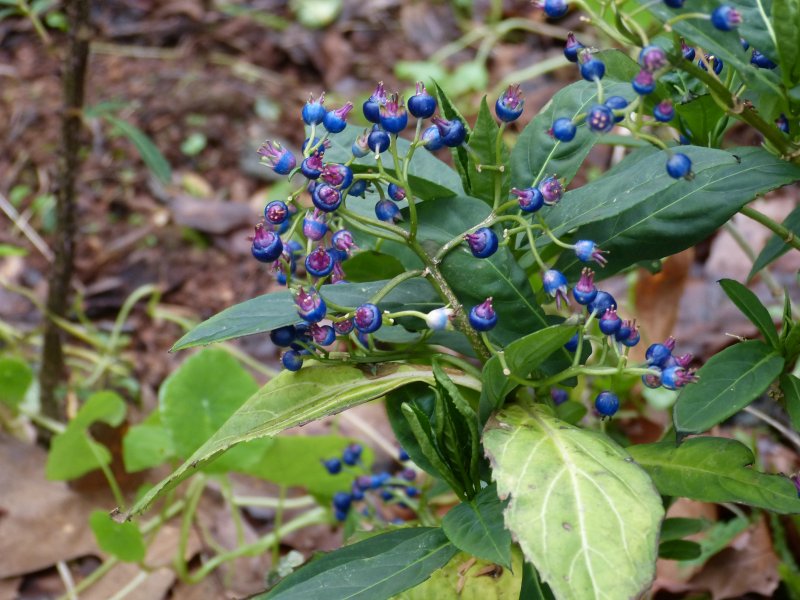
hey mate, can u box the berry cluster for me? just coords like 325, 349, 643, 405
643, 337, 699, 390
325, 446, 418, 523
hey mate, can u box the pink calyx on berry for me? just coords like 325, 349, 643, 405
257, 141, 296, 175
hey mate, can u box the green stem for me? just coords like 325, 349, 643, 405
369, 269, 424, 304
530, 365, 658, 388
390, 137, 419, 239
272, 486, 286, 569
174, 475, 206, 581
665, 12, 710, 27
740, 205, 800, 252
233, 495, 317, 509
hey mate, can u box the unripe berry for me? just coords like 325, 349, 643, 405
465, 227, 499, 258
408, 82, 437, 118
425, 307, 453, 331
352, 131, 370, 158
594, 391, 619, 416
469, 298, 497, 331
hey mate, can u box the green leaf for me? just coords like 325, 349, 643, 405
386, 384, 444, 479
660, 517, 707, 542
0, 243, 28, 257
629, 437, 800, 513
548, 146, 800, 278
773, 0, 800, 88
72, 391, 127, 430
318, 124, 464, 201
749, 203, 800, 279
466, 97, 509, 205
442, 484, 512, 568
520, 563, 556, 600
264, 527, 457, 599
171, 278, 438, 350
338, 251, 405, 283
240, 435, 374, 497
555, 400, 588, 425
159, 348, 259, 467
658, 540, 702, 560
89, 510, 146, 563
0, 357, 33, 409
103, 115, 171, 184
126, 363, 479, 517
122, 423, 176, 472
433, 80, 472, 193
780, 373, 800, 432
481, 324, 577, 418
675, 94, 727, 147
718, 278, 779, 347
483, 404, 664, 600
684, 516, 750, 566
674, 340, 784, 433
509, 50, 658, 191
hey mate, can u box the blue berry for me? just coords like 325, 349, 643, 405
251, 225, 283, 263
542, 269, 569, 307
321, 164, 354, 190
511, 186, 544, 213
406, 486, 419, 498
666, 153, 692, 179
270, 325, 296, 347
539, 176, 564, 205
351, 131, 370, 158
311, 324, 337, 346
711, 5, 742, 31
469, 298, 497, 331
381, 489, 394, 501
367, 124, 390, 154
646, 341, 674, 367
580, 57, 606, 81
777, 114, 790, 134
421, 125, 444, 151
302, 93, 326, 125
363, 82, 387, 124
543, 0, 569, 18
661, 366, 698, 390
303, 210, 328, 241
257, 141, 296, 175
334, 509, 348, 521
751, 49, 777, 69
432, 116, 467, 147
380, 94, 408, 134
699, 54, 723, 74
599, 308, 622, 335
333, 318, 355, 335
323, 457, 342, 474
564, 32, 584, 62
355, 303, 382, 334
621, 327, 640, 347
264, 200, 289, 226
295, 287, 327, 323
586, 104, 615, 133
642, 370, 662, 388
573, 268, 598, 305
372, 472, 391, 488
681, 40, 696, 61
495, 84, 525, 122
348, 179, 367, 197
632, 70, 656, 95
333, 492, 352, 512
398, 448, 410, 461
639, 45, 668, 72
551, 118, 577, 142
282, 349, 305, 371
312, 183, 343, 212
301, 153, 324, 179
551, 388, 569, 405
387, 183, 406, 202
574, 240, 607, 266
323, 102, 354, 133
594, 391, 619, 417
342, 443, 362, 466
375, 199, 401, 223
564, 333, 579, 352
653, 100, 675, 122
605, 96, 628, 123
351, 485, 365, 501
408, 82, 437, 118
305, 247, 335, 278
664, 0, 685, 6
465, 227, 499, 258
587, 290, 616, 317
332, 229, 356, 254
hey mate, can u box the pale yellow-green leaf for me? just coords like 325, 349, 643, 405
483, 405, 663, 600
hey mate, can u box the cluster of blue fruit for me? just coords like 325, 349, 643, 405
323, 446, 418, 522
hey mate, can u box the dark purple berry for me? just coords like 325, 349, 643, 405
564, 32, 584, 62
301, 152, 324, 179
302, 92, 326, 125
333, 318, 355, 335
387, 183, 406, 202
573, 268, 598, 305
632, 70, 656, 95
355, 303, 382, 333
599, 308, 622, 335
333, 492, 352, 512
580, 56, 606, 81
375, 199, 401, 223
639, 45, 668, 72
469, 298, 497, 331
551, 388, 569, 405
653, 100, 675, 122
543, 269, 569, 308
251, 224, 283, 263
666, 153, 692, 179
322, 457, 342, 475
495, 84, 525, 122
711, 5, 742, 31
551, 118, 577, 142
312, 183, 343, 212
642, 370, 662, 388
605, 96, 628, 123
539, 176, 564, 205
295, 287, 327, 323
408, 82, 437, 118
342, 443, 362, 466
574, 240, 607, 266
432, 116, 467, 146
698, 54, 723, 74
305, 246, 335, 278
511, 186, 544, 213
282, 349, 305, 371
332, 229, 356, 253
348, 179, 367, 197
323, 102, 354, 133
363, 82, 387, 124
257, 141, 296, 175
751, 49, 777, 69
264, 200, 289, 225
367, 124, 390, 154
594, 391, 619, 416
270, 325, 296, 347
401, 468, 416, 481
380, 94, 408, 134
321, 163, 354, 189
586, 104, 615, 133
311, 324, 336, 346
587, 290, 616, 317
681, 40, 696, 61
465, 227, 499, 258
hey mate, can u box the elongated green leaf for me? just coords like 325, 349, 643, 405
442, 484, 512, 568
549, 146, 800, 278
719, 278, 779, 347
660, 517, 708, 542
0, 357, 33, 409
658, 540, 702, 560
520, 563, 556, 600
89, 511, 146, 563
126, 363, 479, 517
433, 362, 480, 487
386, 384, 443, 478
510, 50, 662, 191
467, 97, 510, 205
434, 80, 472, 193
104, 115, 171, 184
171, 278, 438, 350
675, 94, 728, 147
629, 437, 800, 513
264, 528, 457, 599
315, 124, 464, 200
674, 340, 784, 433
402, 402, 464, 495
481, 324, 577, 418
780, 373, 800, 431
484, 405, 664, 600
749, 203, 800, 279
773, 0, 800, 88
